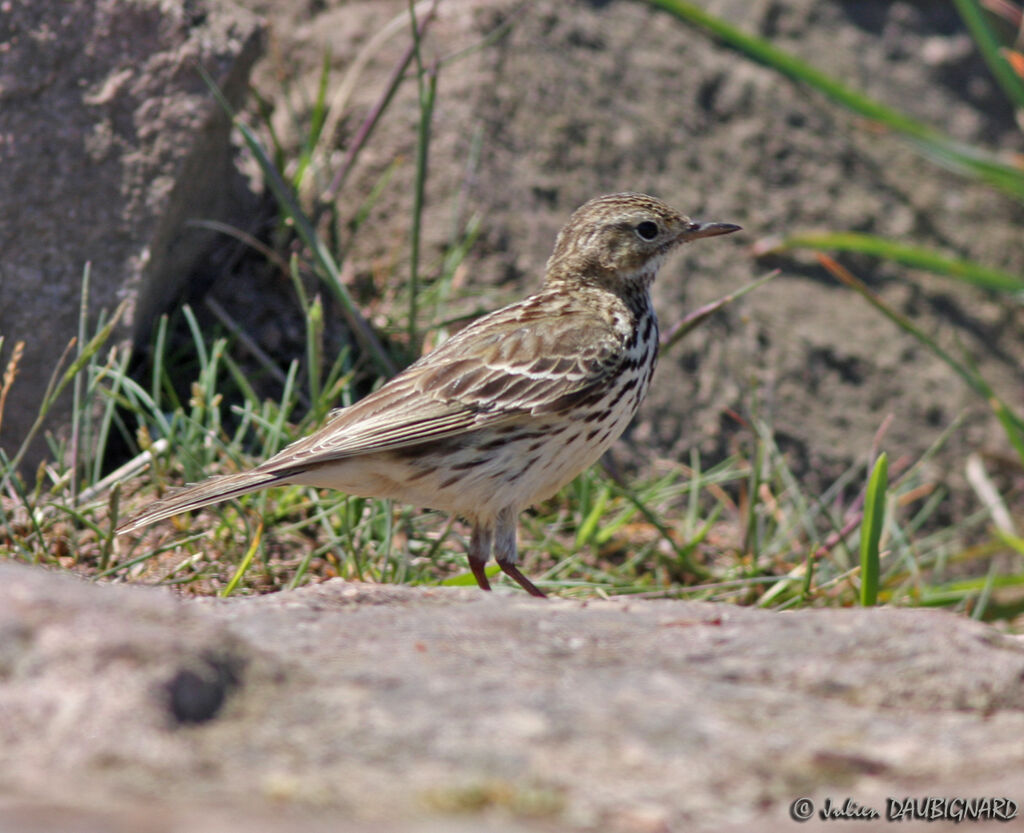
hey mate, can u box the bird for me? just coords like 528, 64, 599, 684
117, 193, 740, 596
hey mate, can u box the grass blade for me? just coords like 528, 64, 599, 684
0, 339, 23, 442
408, 0, 439, 350
819, 254, 1024, 466
197, 65, 397, 377
646, 0, 1024, 203
953, 0, 1024, 110
757, 232, 1024, 293
662, 271, 777, 352
860, 453, 888, 606
0, 297, 128, 488
322, 0, 441, 202
221, 522, 263, 597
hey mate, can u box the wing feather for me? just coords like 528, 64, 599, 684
260, 294, 626, 474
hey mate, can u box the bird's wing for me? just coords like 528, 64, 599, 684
262, 296, 628, 474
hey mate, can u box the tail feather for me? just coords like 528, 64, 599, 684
115, 470, 285, 534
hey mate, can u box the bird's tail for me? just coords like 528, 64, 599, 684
115, 469, 284, 534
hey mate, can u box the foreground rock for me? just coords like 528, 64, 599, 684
1, 562, 1022, 832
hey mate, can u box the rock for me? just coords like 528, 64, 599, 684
1, 562, 1023, 831
0, 0, 263, 472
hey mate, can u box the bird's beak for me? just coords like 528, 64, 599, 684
678, 221, 742, 242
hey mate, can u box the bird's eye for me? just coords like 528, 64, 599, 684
635, 221, 659, 241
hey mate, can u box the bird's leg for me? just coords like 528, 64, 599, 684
499, 561, 547, 598
468, 521, 493, 591
494, 507, 547, 598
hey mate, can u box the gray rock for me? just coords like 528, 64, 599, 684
1, 562, 1022, 831
0, 0, 263, 472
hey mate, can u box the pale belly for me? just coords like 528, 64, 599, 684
285, 390, 645, 524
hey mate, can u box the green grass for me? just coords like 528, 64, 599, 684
1, 2, 1023, 621
647, 0, 1024, 205
0, 284, 998, 608
859, 453, 888, 607
0, 272, 1010, 610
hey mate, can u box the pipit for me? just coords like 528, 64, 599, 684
117, 193, 739, 596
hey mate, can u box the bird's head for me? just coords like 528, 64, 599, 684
545, 192, 740, 290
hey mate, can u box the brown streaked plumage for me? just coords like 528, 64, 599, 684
117, 193, 740, 596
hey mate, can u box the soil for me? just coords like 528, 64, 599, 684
199, 0, 1024, 521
